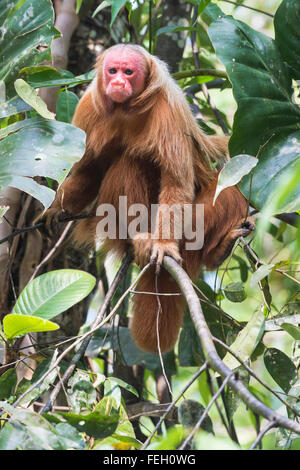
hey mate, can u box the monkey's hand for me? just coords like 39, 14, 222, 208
34, 208, 70, 239
151, 240, 182, 274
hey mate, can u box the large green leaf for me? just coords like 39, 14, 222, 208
264, 348, 297, 393
222, 306, 266, 370
3, 314, 59, 340
12, 269, 96, 320
0, 0, 86, 209
208, 16, 300, 213
0, 117, 86, 208
275, 0, 300, 80
0, 0, 57, 98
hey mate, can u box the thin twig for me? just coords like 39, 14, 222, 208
221, 0, 274, 18
141, 362, 208, 449
179, 371, 236, 449
172, 69, 227, 81
249, 420, 277, 450
0, 213, 94, 246
154, 273, 173, 398
29, 221, 73, 281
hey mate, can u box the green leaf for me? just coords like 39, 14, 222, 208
56, 90, 79, 123
213, 155, 258, 205
208, 16, 300, 213
47, 396, 120, 439
13, 269, 96, 320
274, 0, 300, 79
107, 377, 138, 398
250, 264, 274, 288
0, 403, 85, 450
223, 282, 246, 303
202, 2, 225, 24
232, 254, 249, 282
281, 323, 300, 341
16, 351, 59, 405
156, 26, 196, 36
67, 370, 97, 413
0, 117, 86, 208
0, 0, 56, 98
86, 325, 176, 374
223, 306, 265, 370
21, 66, 95, 89
264, 348, 297, 393
92, 1, 111, 18
14, 79, 55, 119
3, 314, 59, 340
178, 399, 213, 434
0, 95, 32, 118
110, 0, 128, 27
0, 369, 18, 400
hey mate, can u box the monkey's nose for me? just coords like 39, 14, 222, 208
112, 79, 125, 88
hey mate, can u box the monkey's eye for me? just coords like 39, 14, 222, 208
124, 69, 134, 76
108, 68, 117, 74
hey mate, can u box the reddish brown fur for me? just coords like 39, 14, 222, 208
41, 44, 253, 353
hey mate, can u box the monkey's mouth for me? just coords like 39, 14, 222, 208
109, 89, 131, 103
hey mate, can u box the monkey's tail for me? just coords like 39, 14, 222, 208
130, 266, 185, 353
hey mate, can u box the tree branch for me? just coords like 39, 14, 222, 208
162, 256, 300, 437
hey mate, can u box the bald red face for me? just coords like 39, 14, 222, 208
103, 48, 146, 103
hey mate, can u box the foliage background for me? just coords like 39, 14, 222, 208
0, 0, 299, 451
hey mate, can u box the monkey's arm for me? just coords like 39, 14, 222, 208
150, 167, 194, 269
36, 90, 105, 231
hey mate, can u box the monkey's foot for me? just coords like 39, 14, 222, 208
230, 217, 256, 240
151, 240, 182, 274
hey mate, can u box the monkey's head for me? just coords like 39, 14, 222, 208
102, 45, 147, 104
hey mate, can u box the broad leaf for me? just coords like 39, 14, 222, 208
111, 0, 128, 26
47, 396, 120, 439
208, 16, 300, 213
13, 269, 96, 320
0, 369, 18, 400
56, 90, 79, 123
0, 0, 57, 98
0, 117, 86, 208
264, 348, 297, 393
223, 306, 266, 370
281, 323, 300, 341
274, 0, 300, 79
250, 264, 274, 288
213, 155, 258, 205
3, 314, 59, 340
14, 79, 55, 119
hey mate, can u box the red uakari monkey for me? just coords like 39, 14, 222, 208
39, 44, 254, 353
